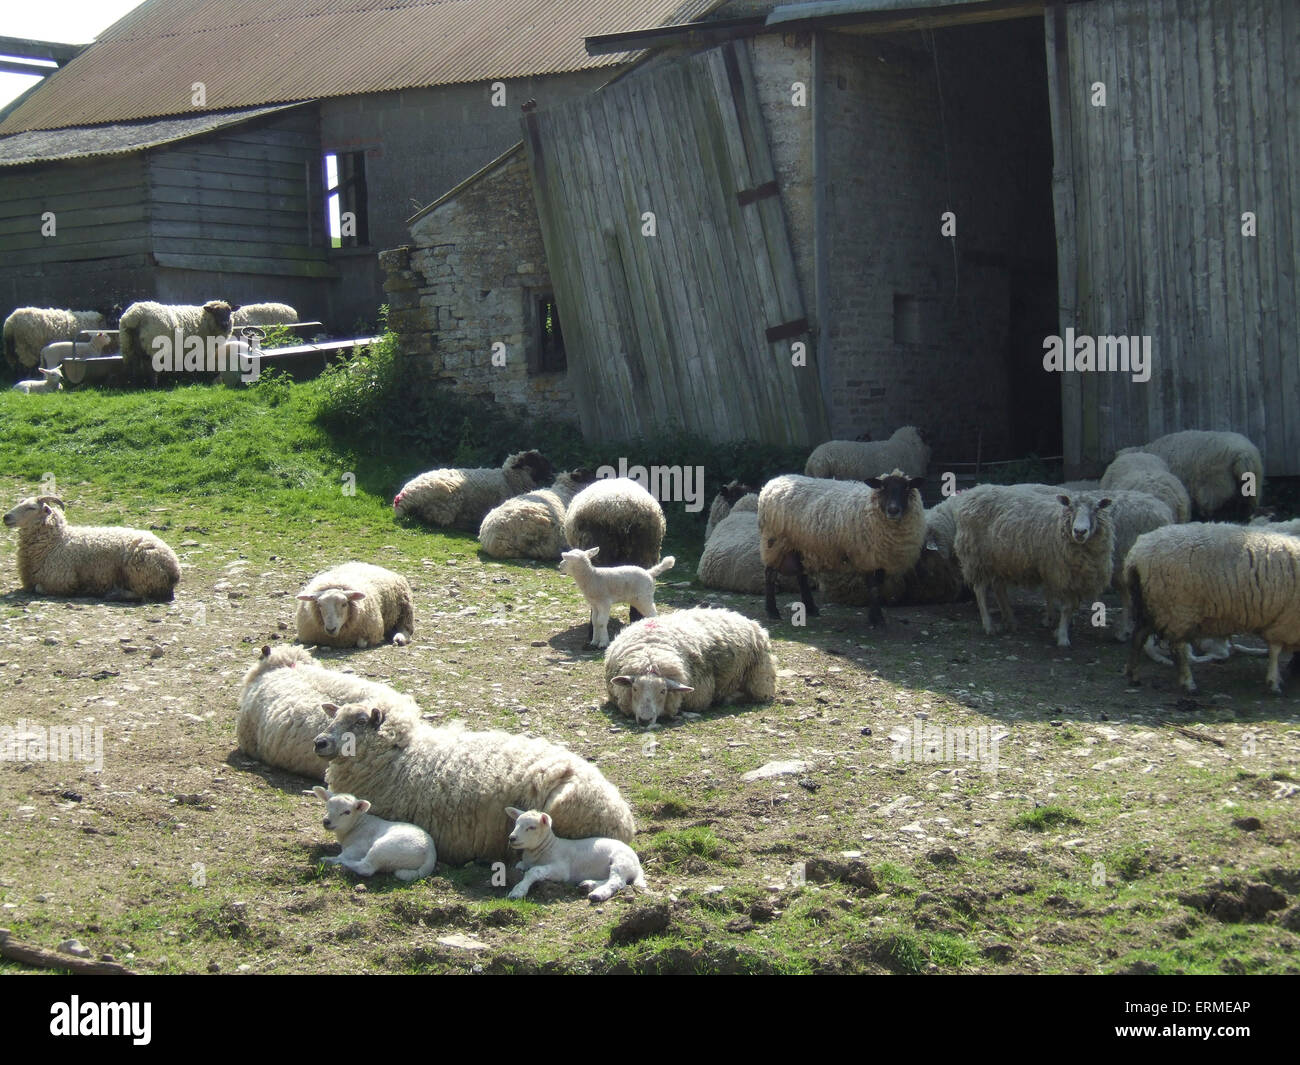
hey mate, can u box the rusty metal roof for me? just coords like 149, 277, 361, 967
0, 0, 726, 134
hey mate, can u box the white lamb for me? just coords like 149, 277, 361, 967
395, 450, 555, 531
804, 425, 930, 480
11, 367, 63, 393
3, 308, 105, 369
505, 807, 646, 902
312, 786, 436, 881
562, 477, 666, 568
40, 331, 114, 368
559, 546, 675, 649
1100, 451, 1191, 523
1132, 430, 1264, 520
295, 562, 414, 648
478, 468, 597, 559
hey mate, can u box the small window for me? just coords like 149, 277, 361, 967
324, 151, 369, 248
533, 295, 566, 373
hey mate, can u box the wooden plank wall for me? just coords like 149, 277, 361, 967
1050, 0, 1299, 475
523, 40, 828, 446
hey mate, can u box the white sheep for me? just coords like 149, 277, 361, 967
562, 476, 666, 569
237, 644, 421, 780
1123, 523, 1300, 694
3, 495, 180, 601
295, 562, 414, 648
3, 308, 105, 369
505, 807, 646, 902
705, 481, 758, 539
311, 786, 436, 880
117, 300, 234, 383
1100, 451, 1191, 523
40, 332, 114, 368
604, 607, 777, 728
11, 367, 63, 393
314, 704, 636, 865
232, 303, 299, 328
804, 426, 930, 481
697, 494, 796, 596
559, 546, 675, 648
954, 485, 1113, 647
758, 470, 926, 625
394, 450, 555, 531
1132, 430, 1264, 520
1250, 516, 1300, 537
477, 468, 596, 559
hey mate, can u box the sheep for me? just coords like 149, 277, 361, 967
40, 332, 114, 368
394, 450, 555, 531
295, 562, 414, 648
705, 481, 758, 539
562, 477, 666, 568
559, 546, 675, 648
1132, 430, 1264, 520
237, 644, 420, 780
1123, 523, 1300, 694
117, 300, 234, 383
232, 302, 299, 328
804, 426, 930, 481
604, 607, 777, 728
505, 807, 646, 902
1250, 516, 1300, 537
3, 308, 106, 370
3, 495, 180, 601
11, 367, 63, 393
311, 787, 436, 880
1100, 451, 1192, 523
313, 704, 635, 865
696, 494, 789, 596
758, 470, 926, 625
954, 485, 1114, 647
477, 468, 597, 560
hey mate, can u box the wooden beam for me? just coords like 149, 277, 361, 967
0, 36, 86, 63
0, 59, 57, 78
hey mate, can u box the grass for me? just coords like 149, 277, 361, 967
1011, 804, 1085, 832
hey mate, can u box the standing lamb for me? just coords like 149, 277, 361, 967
117, 300, 234, 384
314, 705, 635, 865
39, 331, 114, 369
3, 495, 180, 601
237, 644, 421, 780
311, 786, 436, 881
954, 485, 1113, 647
1100, 451, 1191, 523
505, 807, 646, 902
3, 308, 106, 370
1123, 523, 1300, 695
559, 546, 675, 648
604, 607, 777, 728
804, 426, 930, 481
477, 468, 596, 559
562, 477, 666, 568
295, 562, 414, 648
1132, 430, 1264, 520
758, 470, 926, 625
394, 450, 554, 531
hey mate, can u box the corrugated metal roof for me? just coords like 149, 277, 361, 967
0, 0, 726, 134
0, 103, 306, 168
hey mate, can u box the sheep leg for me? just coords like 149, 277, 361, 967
584, 870, 628, 903
994, 584, 1016, 632
590, 605, 612, 649
764, 567, 780, 619
797, 566, 819, 617
1054, 604, 1072, 648
973, 585, 998, 635
867, 568, 885, 627
1265, 645, 1284, 695
1125, 621, 1157, 685
1173, 641, 1198, 695
339, 857, 377, 876
508, 865, 553, 899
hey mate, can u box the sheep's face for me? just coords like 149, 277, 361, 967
865, 472, 926, 520
299, 588, 365, 637
313, 702, 385, 760
321, 792, 371, 835
610, 671, 694, 728
3, 496, 63, 531
558, 546, 598, 576
505, 807, 553, 851
721, 480, 757, 505
202, 300, 233, 334
1058, 495, 1112, 544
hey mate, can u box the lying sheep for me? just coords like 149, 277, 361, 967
232, 302, 299, 328
804, 426, 930, 481
3, 308, 106, 370
295, 562, 414, 648
1124, 523, 1300, 694
954, 485, 1113, 647
697, 494, 798, 596
118, 300, 234, 383
758, 470, 926, 625
3, 495, 180, 601
705, 481, 758, 539
1100, 451, 1191, 523
237, 644, 420, 780
1133, 430, 1264, 520
314, 704, 635, 865
395, 450, 555, 531
604, 607, 777, 728
559, 546, 675, 648
506, 807, 646, 902
11, 367, 63, 393
40, 331, 114, 368
312, 786, 436, 881
563, 477, 666, 568
478, 468, 597, 559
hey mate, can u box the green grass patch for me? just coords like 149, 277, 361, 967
1011, 804, 1085, 832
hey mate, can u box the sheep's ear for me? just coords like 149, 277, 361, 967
540, 812, 551, 828
368, 707, 385, 727
1096, 497, 1112, 511
1057, 494, 1072, 507
865, 477, 884, 490
321, 702, 340, 718
665, 679, 694, 693
312, 786, 329, 801
505, 806, 522, 822
346, 591, 366, 602
586, 546, 600, 560
611, 675, 634, 688
296, 592, 317, 601
354, 799, 370, 814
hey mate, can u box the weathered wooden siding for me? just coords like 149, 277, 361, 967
1048, 0, 1300, 475
523, 40, 828, 446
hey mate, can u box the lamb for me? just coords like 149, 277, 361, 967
311, 786, 436, 880
394, 450, 555, 531
3, 308, 106, 370
758, 470, 926, 625
1100, 451, 1192, 523
505, 807, 646, 902
559, 546, 675, 648
295, 562, 414, 648
117, 300, 234, 383
3, 495, 180, 601
39, 332, 114, 368
477, 468, 597, 559
1123, 523, 1300, 694
11, 367, 63, 393
705, 481, 758, 539
237, 644, 420, 780
954, 485, 1113, 647
562, 476, 666, 568
314, 704, 635, 865
804, 426, 930, 481
604, 607, 777, 728
232, 302, 299, 328
1132, 430, 1264, 520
